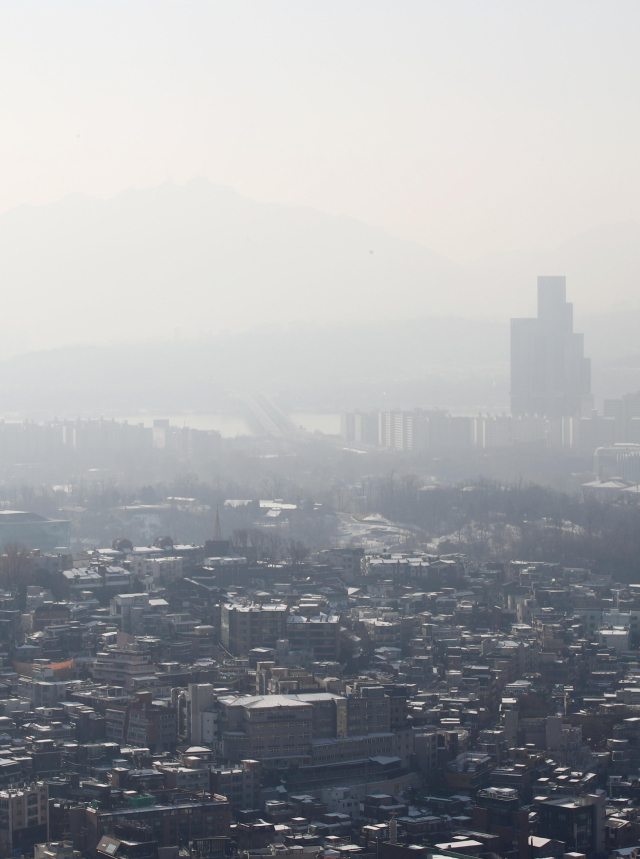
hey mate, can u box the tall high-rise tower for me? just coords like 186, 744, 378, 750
510, 276, 592, 418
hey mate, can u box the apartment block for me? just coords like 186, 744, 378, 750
285, 614, 340, 661
105, 691, 176, 751
221, 603, 288, 655
0, 784, 48, 856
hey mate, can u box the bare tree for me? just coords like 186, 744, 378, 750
263, 532, 284, 565
288, 539, 309, 566
261, 475, 285, 500
232, 529, 250, 553
170, 473, 200, 498
248, 528, 268, 561
0, 543, 34, 593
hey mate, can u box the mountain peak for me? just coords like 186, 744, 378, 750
0, 180, 462, 352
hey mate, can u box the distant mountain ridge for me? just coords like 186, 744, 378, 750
0, 317, 510, 415
0, 179, 638, 413
2, 178, 639, 356
0, 178, 464, 352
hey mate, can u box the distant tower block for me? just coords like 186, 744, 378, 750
510, 276, 592, 418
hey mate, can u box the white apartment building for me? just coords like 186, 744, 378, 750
598, 627, 630, 653
128, 555, 183, 582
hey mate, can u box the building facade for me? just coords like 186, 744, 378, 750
511, 276, 591, 418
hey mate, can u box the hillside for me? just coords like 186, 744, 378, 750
0, 179, 464, 352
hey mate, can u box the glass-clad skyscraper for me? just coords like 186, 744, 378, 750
511, 276, 592, 418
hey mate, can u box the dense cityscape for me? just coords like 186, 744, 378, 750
1, 5, 638, 859
0, 278, 634, 859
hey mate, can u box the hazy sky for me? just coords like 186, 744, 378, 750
1, 1, 639, 260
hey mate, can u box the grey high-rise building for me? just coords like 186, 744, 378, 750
511, 276, 592, 418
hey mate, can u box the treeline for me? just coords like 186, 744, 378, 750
374, 476, 640, 581
0, 475, 339, 554
4, 468, 640, 579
